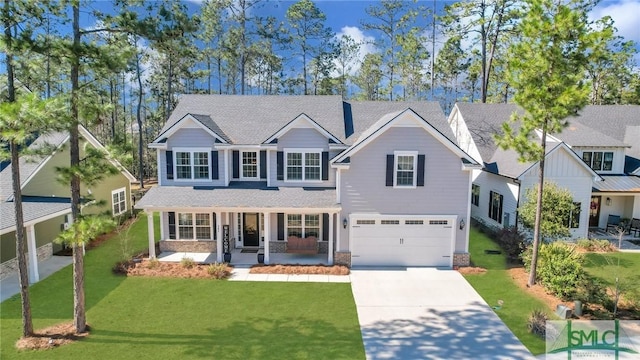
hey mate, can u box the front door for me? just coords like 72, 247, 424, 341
243, 213, 260, 246
589, 196, 601, 227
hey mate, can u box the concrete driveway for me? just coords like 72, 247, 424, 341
350, 268, 534, 360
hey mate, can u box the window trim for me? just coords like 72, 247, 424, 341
284, 148, 323, 182
176, 212, 213, 240
567, 202, 581, 229
471, 184, 480, 206
172, 147, 212, 181
240, 150, 259, 180
393, 151, 418, 188
286, 213, 322, 240
582, 150, 614, 172
111, 187, 127, 216
489, 190, 503, 224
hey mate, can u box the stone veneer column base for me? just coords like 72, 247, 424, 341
159, 240, 216, 253
334, 251, 351, 267
453, 252, 470, 267
269, 241, 286, 253
0, 243, 54, 280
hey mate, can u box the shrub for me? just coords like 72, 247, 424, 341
527, 309, 549, 338
207, 262, 231, 279
112, 259, 134, 275
523, 242, 585, 300
181, 257, 196, 269
495, 226, 526, 261
146, 258, 160, 269
576, 277, 609, 307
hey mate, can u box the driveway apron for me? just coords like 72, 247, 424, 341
350, 267, 534, 360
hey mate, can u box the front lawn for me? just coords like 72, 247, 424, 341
584, 251, 640, 305
0, 214, 364, 360
463, 228, 549, 355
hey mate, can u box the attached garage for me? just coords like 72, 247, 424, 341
349, 214, 456, 267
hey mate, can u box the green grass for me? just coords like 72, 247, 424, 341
584, 251, 640, 303
463, 228, 549, 355
0, 213, 364, 360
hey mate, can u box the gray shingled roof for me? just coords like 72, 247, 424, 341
189, 114, 232, 143
0, 131, 69, 202
1, 200, 71, 231
566, 105, 640, 142
554, 121, 627, 147
159, 95, 346, 145
135, 186, 340, 210
593, 175, 640, 193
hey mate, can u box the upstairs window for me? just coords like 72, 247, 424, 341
174, 149, 210, 180
582, 151, 613, 171
286, 150, 321, 181
394, 151, 417, 187
242, 151, 258, 178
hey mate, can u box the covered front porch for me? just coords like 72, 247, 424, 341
135, 185, 342, 266
589, 176, 640, 232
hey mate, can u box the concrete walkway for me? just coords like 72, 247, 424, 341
1, 256, 72, 302
350, 267, 534, 360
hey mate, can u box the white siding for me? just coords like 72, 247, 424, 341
447, 107, 483, 164
573, 147, 626, 174
339, 126, 471, 253
471, 171, 520, 230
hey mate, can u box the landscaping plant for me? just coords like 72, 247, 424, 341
523, 242, 585, 300
180, 257, 196, 269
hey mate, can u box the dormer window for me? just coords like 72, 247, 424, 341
174, 148, 210, 180
582, 151, 613, 171
242, 151, 258, 179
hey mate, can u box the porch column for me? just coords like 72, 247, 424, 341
328, 213, 334, 265
263, 212, 270, 264
336, 211, 341, 251
147, 211, 156, 259
159, 211, 165, 240
216, 211, 223, 262
26, 224, 39, 283
633, 194, 640, 218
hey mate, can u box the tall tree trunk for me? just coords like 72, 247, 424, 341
135, 36, 145, 189
527, 121, 547, 287
5, 0, 34, 338
480, 0, 488, 103
71, 3, 86, 333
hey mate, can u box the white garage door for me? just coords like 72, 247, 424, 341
350, 215, 456, 267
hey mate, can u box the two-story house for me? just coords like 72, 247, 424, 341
448, 103, 640, 238
135, 95, 481, 267
0, 125, 135, 281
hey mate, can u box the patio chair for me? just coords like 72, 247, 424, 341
606, 215, 621, 233
629, 218, 640, 237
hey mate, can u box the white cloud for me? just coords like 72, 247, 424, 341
590, 0, 640, 43
333, 26, 376, 76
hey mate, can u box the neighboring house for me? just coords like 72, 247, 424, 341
0, 126, 135, 282
448, 103, 640, 238
135, 95, 481, 267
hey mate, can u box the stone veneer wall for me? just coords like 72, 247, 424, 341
334, 251, 351, 267
159, 240, 216, 253
453, 252, 470, 267
0, 243, 53, 280
318, 242, 328, 254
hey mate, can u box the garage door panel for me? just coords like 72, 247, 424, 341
350, 215, 455, 267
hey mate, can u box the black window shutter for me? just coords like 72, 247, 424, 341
277, 151, 284, 180
322, 213, 329, 241
232, 150, 240, 179
489, 191, 493, 218
386, 154, 394, 186
417, 155, 425, 186
212, 213, 217, 240
260, 150, 267, 179
211, 151, 219, 180
322, 152, 329, 180
166, 151, 173, 180
277, 213, 284, 240
168, 212, 176, 239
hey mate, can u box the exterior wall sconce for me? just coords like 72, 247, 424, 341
459, 219, 465, 230
343, 218, 348, 229
606, 197, 611, 206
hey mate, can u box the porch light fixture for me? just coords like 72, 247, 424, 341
606, 197, 611, 206
459, 219, 465, 230
343, 218, 348, 229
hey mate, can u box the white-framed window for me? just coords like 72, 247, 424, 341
111, 187, 127, 216
286, 214, 320, 238
489, 191, 503, 224
582, 151, 613, 171
178, 213, 212, 240
394, 151, 417, 188
285, 149, 321, 181
174, 148, 210, 180
242, 151, 258, 179
565, 202, 581, 229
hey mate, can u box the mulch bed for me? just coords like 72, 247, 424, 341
456, 266, 487, 275
16, 322, 89, 351
250, 264, 350, 275
120, 260, 232, 279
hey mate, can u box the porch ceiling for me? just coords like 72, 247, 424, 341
593, 175, 640, 193
134, 186, 341, 211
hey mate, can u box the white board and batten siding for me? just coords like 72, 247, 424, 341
519, 147, 595, 239
338, 126, 471, 261
470, 171, 520, 230
349, 214, 456, 267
